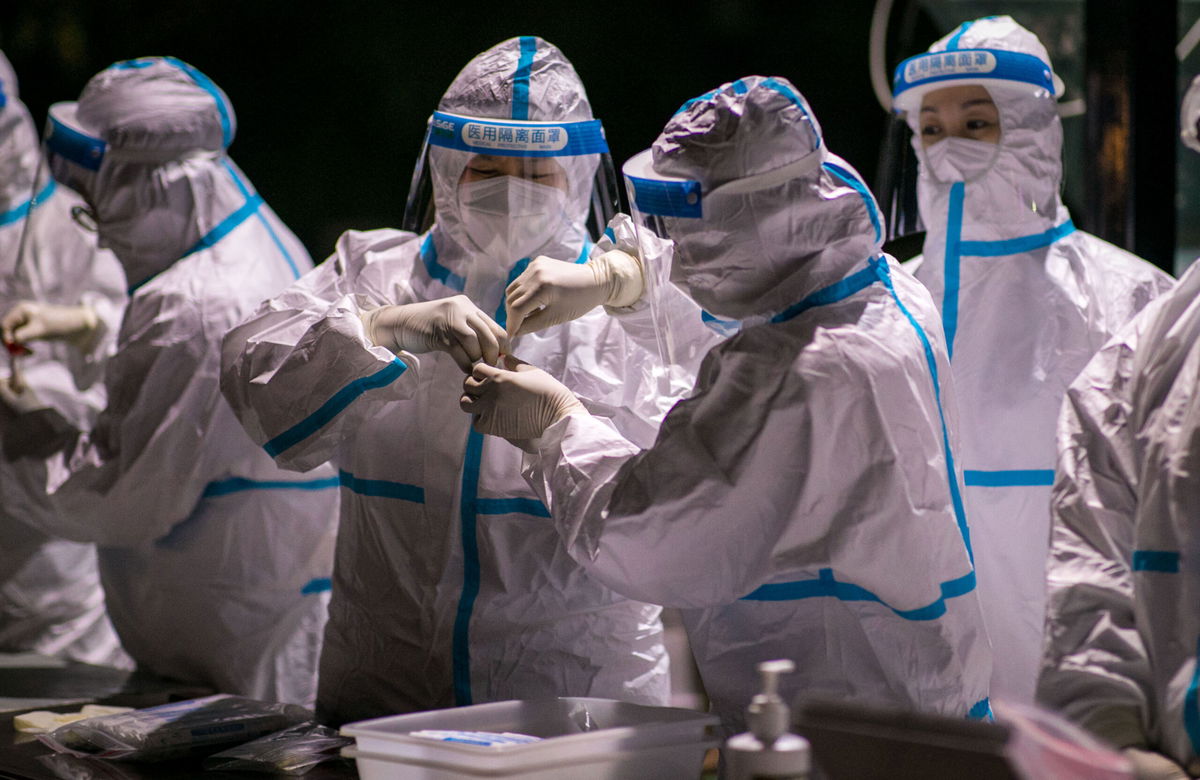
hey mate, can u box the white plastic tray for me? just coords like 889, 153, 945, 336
341, 697, 719, 779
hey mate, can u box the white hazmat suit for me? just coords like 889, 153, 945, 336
466, 75, 993, 737
892, 16, 1174, 704
1038, 75, 1200, 778
0, 50, 128, 668
2, 57, 338, 704
221, 37, 678, 725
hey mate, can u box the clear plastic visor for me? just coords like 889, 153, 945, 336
402, 111, 620, 243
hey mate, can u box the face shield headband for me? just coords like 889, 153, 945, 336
880, 48, 1059, 240
892, 48, 1059, 116
402, 110, 619, 237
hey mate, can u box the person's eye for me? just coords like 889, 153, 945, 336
921, 125, 942, 136
468, 166, 498, 176
966, 119, 994, 131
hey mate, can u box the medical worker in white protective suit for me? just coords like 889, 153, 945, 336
0, 57, 338, 705
462, 75, 993, 737
221, 37, 690, 725
1037, 76, 1200, 780
0, 50, 128, 668
889, 16, 1173, 704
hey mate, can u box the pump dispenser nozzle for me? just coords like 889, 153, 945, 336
725, 659, 810, 779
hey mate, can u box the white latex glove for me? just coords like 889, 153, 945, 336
360, 296, 509, 373
0, 375, 47, 415
504, 250, 644, 338
1, 301, 100, 352
1122, 748, 1191, 780
460, 355, 586, 441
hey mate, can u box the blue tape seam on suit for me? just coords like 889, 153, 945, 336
964, 469, 1055, 487
0, 179, 56, 227
1132, 550, 1180, 573
263, 358, 408, 456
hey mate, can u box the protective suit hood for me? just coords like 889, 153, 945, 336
648, 76, 882, 321
0, 51, 42, 216
45, 57, 246, 291
902, 16, 1067, 267
426, 37, 598, 305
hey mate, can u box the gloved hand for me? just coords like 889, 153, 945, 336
1, 301, 100, 352
504, 250, 644, 338
460, 355, 586, 441
1121, 748, 1190, 780
360, 296, 509, 373
0, 375, 47, 415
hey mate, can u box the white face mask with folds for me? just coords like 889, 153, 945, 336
457, 175, 568, 264
921, 136, 1002, 183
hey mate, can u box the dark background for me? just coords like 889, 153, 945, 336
0, 0, 945, 262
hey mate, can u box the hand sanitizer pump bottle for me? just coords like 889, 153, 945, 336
724, 659, 811, 779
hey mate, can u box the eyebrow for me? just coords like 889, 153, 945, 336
921, 97, 996, 114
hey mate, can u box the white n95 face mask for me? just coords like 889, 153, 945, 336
922, 137, 1001, 183
458, 175, 568, 262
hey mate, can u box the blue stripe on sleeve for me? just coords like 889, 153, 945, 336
264, 358, 408, 457
963, 469, 1055, 487
741, 567, 977, 622
1132, 550, 1181, 573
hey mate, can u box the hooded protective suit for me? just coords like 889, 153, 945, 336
8, 57, 338, 704
0, 51, 128, 668
893, 16, 1174, 704
221, 37, 677, 726
1037, 76, 1200, 776
497, 76, 992, 737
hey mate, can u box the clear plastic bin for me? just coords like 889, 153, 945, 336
340, 697, 719, 779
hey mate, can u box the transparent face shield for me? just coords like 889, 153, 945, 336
881, 48, 1062, 240
621, 148, 700, 377
401, 111, 620, 255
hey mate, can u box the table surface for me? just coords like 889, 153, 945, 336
0, 654, 356, 779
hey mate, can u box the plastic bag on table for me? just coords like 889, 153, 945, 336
37, 694, 311, 762
994, 699, 1135, 780
201, 721, 352, 775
